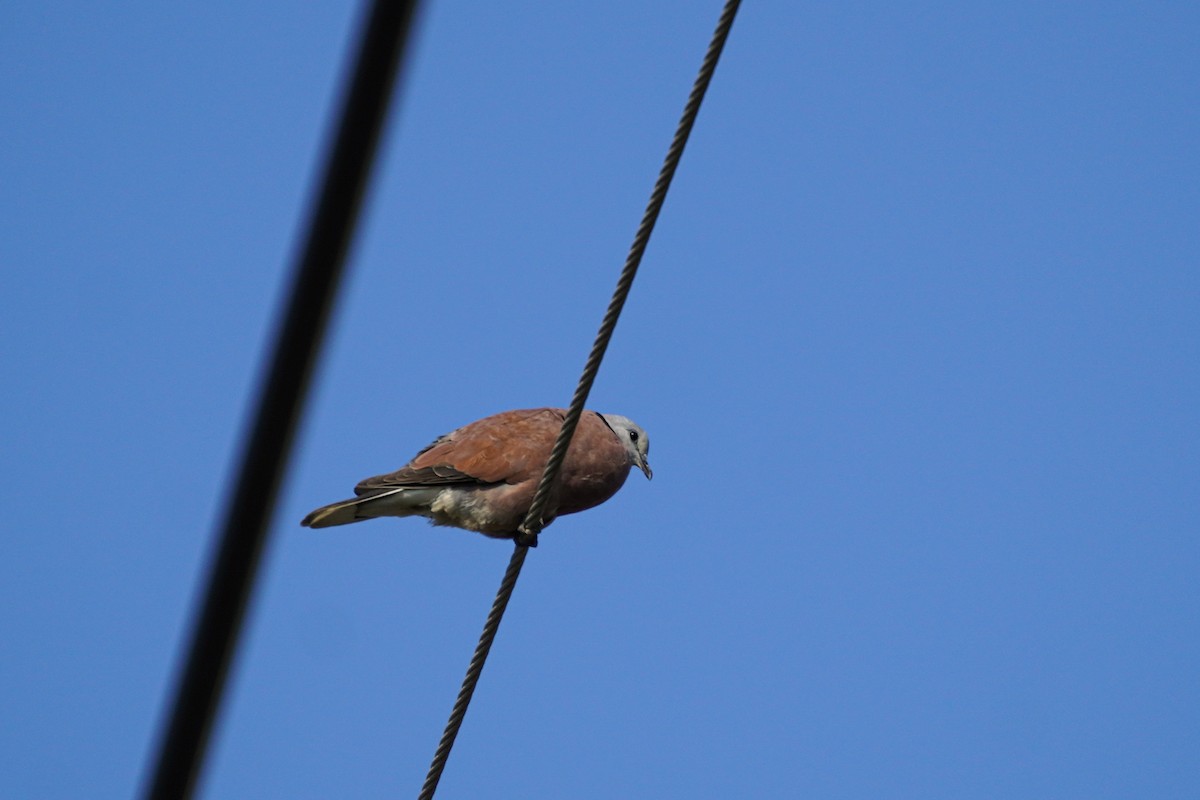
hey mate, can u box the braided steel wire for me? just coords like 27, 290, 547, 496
419, 2, 741, 796
517, 0, 743, 546
417, 544, 528, 800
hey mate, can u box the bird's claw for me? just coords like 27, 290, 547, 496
515, 520, 541, 548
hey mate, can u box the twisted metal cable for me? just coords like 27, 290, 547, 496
517, 0, 743, 547
417, 544, 528, 800
418, 2, 741, 797
141, 2, 422, 798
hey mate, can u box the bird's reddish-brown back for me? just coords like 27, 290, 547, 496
358, 408, 631, 495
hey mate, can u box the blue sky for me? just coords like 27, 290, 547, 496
2, 2, 1198, 797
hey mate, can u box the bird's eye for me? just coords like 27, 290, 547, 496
629, 430, 639, 443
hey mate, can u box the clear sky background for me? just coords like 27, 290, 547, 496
2, 2, 1197, 798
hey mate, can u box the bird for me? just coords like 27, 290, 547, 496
301, 407, 651, 540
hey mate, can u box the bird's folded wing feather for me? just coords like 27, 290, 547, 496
353, 408, 563, 493
354, 464, 482, 494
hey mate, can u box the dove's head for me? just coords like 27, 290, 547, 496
601, 414, 652, 480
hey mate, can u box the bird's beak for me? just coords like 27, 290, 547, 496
638, 457, 653, 480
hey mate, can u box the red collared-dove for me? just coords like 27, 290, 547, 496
301, 407, 651, 538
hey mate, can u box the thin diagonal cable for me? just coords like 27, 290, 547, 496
418, 3, 741, 797
517, 0, 742, 547
141, 2, 421, 799
417, 544, 528, 800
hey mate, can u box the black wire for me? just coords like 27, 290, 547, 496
417, 545, 528, 800
418, 2, 741, 797
517, 0, 743, 547
141, 3, 421, 798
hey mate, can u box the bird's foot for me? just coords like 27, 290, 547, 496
514, 530, 539, 548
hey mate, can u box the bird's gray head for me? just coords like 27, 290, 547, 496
600, 413, 652, 480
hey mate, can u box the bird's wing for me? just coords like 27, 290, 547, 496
354, 408, 565, 494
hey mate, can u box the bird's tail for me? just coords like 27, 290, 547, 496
301, 496, 373, 528
301, 487, 438, 528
